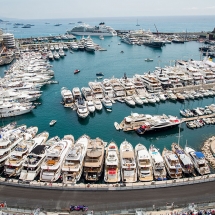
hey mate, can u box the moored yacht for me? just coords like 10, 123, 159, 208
89, 81, 104, 99
76, 98, 89, 118
162, 147, 182, 179
120, 140, 137, 183
184, 146, 210, 175
149, 145, 167, 180
62, 134, 89, 184
101, 96, 112, 110
40, 135, 74, 182
135, 143, 153, 181
0, 134, 23, 167
171, 143, 195, 175
104, 142, 121, 183
81, 87, 93, 101
19, 131, 50, 181
83, 137, 106, 181
61, 87, 74, 107
93, 98, 103, 111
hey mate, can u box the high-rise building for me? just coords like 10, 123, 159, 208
2, 33, 16, 48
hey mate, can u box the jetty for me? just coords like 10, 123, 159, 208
202, 136, 215, 168
181, 113, 215, 123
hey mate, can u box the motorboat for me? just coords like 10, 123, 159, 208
171, 143, 195, 175
59, 49, 65, 57
101, 96, 112, 110
162, 147, 182, 179
49, 120, 57, 126
104, 142, 121, 183
70, 42, 79, 50
120, 140, 137, 183
62, 134, 89, 184
74, 69, 80, 74
83, 137, 106, 181
76, 98, 89, 119
145, 58, 153, 62
87, 100, 95, 113
135, 143, 153, 181
93, 98, 103, 111
132, 94, 143, 105
22, 126, 38, 141
149, 145, 167, 180
53, 51, 60, 60
184, 146, 210, 175
40, 135, 74, 182
124, 96, 135, 107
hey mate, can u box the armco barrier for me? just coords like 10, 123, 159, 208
0, 174, 215, 191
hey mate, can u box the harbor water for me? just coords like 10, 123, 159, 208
0, 16, 215, 153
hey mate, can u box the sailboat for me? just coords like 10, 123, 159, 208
136, 19, 140, 26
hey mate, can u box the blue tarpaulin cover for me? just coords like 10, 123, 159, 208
195, 152, 204, 159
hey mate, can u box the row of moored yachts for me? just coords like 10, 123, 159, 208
0, 51, 56, 118
0, 122, 210, 184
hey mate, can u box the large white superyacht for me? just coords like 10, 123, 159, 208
109, 78, 126, 99
40, 135, 74, 182
135, 143, 153, 181
104, 142, 121, 183
19, 131, 50, 181
149, 145, 167, 180
61, 87, 74, 107
67, 22, 117, 36
62, 134, 90, 184
120, 140, 137, 183
0, 134, 23, 167
88, 81, 104, 99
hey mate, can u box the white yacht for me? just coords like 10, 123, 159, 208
0, 101, 35, 118
72, 87, 82, 101
104, 142, 121, 183
62, 134, 89, 184
124, 96, 135, 107
109, 78, 126, 99
135, 143, 153, 182
70, 42, 79, 50
4, 138, 39, 177
84, 40, 95, 52
120, 140, 137, 183
93, 98, 103, 111
184, 146, 210, 175
149, 145, 167, 180
22, 126, 38, 141
120, 77, 136, 96
162, 147, 182, 179
135, 74, 162, 93
53, 51, 60, 60
19, 131, 50, 181
101, 79, 115, 98
67, 22, 117, 36
0, 134, 23, 167
81, 87, 94, 101
40, 135, 74, 182
171, 143, 195, 175
88, 82, 104, 99
83, 137, 106, 181
132, 94, 144, 105
61, 87, 74, 107
101, 96, 112, 110
87, 100, 95, 113
59, 49, 65, 57
76, 98, 89, 118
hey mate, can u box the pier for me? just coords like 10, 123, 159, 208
181, 113, 215, 123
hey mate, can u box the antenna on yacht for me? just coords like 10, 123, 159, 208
176, 124, 182, 146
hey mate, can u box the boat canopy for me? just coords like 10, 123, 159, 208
195, 152, 205, 159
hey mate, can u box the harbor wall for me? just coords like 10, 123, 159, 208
0, 173, 215, 191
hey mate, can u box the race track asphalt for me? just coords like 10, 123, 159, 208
0, 181, 215, 211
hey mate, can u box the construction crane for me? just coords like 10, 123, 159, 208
154, 24, 159, 37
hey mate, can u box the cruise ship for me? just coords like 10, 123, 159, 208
67, 22, 117, 36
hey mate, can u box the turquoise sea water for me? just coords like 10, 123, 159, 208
0, 16, 215, 152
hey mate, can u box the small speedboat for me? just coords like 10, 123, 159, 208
96, 72, 104, 77
74, 69, 80, 74
49, 120, 57, 126
145, 58, 153, 62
